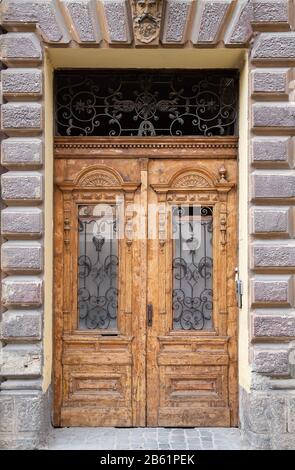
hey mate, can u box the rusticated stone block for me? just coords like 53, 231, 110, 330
225, 0, 252, 45
251, 275, 294, 306
1, 138, 43, 168
61, 0, 101, 43
251, 137, 293, 168
15, 393, 45, 432
240, 388, 294, 449
2, 276, 43, 307
2, 1, 69, 43
253, 348, 289, 375
251, 69, 290, 96
252, 172, 295, 200
252, 244, 295, 271
0, 344, 42, 377
0, 396, 14, 432
253, 314, 295, 339
1, 310, 42, 340
240, 389, 271, 448
1, 207, 43, 238
0, 389, 50, 449
253, 103, 295, 129
1, 172, 42, 203
1, 241, 43, 273
101, 0, 132, 44
251, 207, 293, 236
252, 32, 295, 61
288, 397, 295, 433
1, 69, 42, 97
0, 33, 42, 64
192, 0, 232, 44
162, 0, 192, 44
1, 103, 42, 132
0, 434, 42, 451
252, 0, 290, 25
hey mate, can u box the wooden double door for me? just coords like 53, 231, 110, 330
54, 139, 238, 427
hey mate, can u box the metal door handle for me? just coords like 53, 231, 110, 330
235, 267, 243, 308
147, 304, 153, 327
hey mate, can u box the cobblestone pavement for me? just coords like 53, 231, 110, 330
44, 427, 249, 450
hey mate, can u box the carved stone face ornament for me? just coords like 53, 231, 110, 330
132, 0, 162, 44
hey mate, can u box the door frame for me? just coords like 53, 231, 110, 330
53, 136, 239, 427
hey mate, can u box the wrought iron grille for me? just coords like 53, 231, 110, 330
172, 206, 213, 330
78, 204, 118, 330
55, 70, 239, 137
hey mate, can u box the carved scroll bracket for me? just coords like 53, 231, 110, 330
63, 191, 72, 246
125, 192, 136, 250
158, 201, 167, 250
219, 204, 227, 249
216, 166, 235, 250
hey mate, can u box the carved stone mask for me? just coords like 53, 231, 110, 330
132, 0, 161, 44
136, 0, 158, 19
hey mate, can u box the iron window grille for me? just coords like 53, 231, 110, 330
55, 69, 239, 137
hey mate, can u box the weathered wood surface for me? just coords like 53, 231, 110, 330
54, 138, 237, 427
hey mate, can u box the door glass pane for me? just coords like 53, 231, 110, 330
78, 204, 118, 330
172, 206, 213, 331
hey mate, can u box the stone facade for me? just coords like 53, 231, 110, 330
0, 0, 295, 450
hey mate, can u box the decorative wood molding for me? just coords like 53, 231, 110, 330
166, 193, 219, 203
56, 164, 140, 193
78, 171, 119, 188
54, 137, 238, 159
173, 174, 210, 188
219, 203, 227, 249
63, 192, 72, 246
158, 202, 166, 249
74, 164, 123, 186
151, 166, 223, 194
152, 165, 235, 253
125, 191, 136, 249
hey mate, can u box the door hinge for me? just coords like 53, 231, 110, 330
235, 267, 243, 309
147, 304, 153, 327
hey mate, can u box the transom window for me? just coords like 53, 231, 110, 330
54, 69, 239, 137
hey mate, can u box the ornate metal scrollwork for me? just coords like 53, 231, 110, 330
172, 206, 213, 330
55, 70, 239, 137
78, 205, 118, 330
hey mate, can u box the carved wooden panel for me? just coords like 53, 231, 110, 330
54, 158, 144, 427
161, 366, 229, 405
147, 158, 237, 427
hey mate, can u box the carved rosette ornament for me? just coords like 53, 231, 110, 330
132, 0, 162, 45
